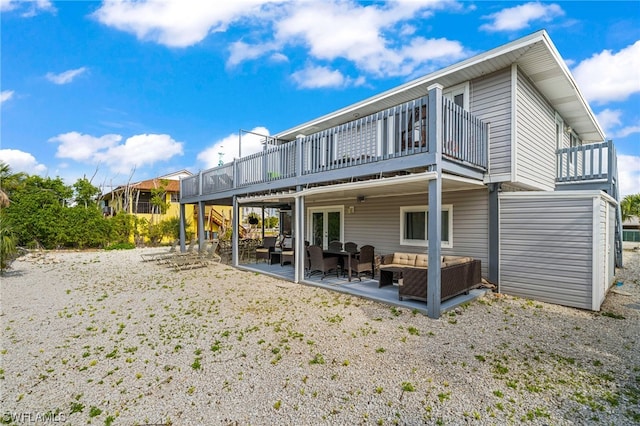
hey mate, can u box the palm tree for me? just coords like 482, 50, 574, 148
621, 194, 640, 223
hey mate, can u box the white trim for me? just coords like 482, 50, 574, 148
399, 204, 453, 248
591, 196, 600, 311
299, 171, 438, 198
510, 63, 518, 184
499, 190, 617, 205
443, 81, 469, 110
306, 205, 344, 249
484, 173, 513, 184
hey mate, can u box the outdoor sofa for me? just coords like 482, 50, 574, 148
378, 253, 481, 302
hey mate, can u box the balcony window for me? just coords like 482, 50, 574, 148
400, 205, 453, 248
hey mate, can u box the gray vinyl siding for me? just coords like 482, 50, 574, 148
499, 195, 593, 309
515, 69, 557, 190
307, 188, 489, 277
470, 68, 512, 176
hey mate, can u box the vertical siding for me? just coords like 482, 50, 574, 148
515, 69, 557, 190
307, 188, 489, 277
608, 204, 615, 285
470, 68, 512, 176
499, 195, 594, 309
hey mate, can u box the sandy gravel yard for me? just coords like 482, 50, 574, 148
1, 248, 639, 425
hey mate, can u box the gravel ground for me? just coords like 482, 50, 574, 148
1, 248, 638, 426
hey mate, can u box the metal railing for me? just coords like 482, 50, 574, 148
557, 140, 615, 182
181, 95, 488, 199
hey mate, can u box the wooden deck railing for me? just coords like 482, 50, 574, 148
181, 96, 488, 199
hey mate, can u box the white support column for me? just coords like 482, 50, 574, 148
427, 83, 443, 319
295, 195, 305, 283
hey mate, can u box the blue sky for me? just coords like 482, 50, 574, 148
1, 0, 639, 196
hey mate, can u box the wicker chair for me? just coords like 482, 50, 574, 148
344, 242, 358, 254
307, 245, 339, 279
280, 237, 295, 266
255, 236, 277, 263
328, 241, 343, 251
351, 245, 374, 281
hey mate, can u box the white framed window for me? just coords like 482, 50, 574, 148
444, 82, 469, 110
400, 205, 453, 248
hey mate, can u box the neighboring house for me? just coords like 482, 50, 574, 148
103, 170, 231, 244
179, 30, 621, 317
622, 217, 640, 249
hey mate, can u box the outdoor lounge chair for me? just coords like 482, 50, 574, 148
344, 242, 358, 254
307, 245, 339, 279
170, 241, 221, 270
140, 240, 178, 262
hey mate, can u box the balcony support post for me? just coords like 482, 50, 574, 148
427, 83, 443, 319
197, 201, 206, 251
179, 203, 186, 252
232, 195, 239, 267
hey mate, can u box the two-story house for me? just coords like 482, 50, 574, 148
179, 30, 621, 318
103, 170, 232, 244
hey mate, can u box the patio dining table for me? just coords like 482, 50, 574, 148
323, 249, 359, 282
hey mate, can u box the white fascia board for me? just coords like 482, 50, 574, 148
499, 190, 617, 205
297, 171, 438, 198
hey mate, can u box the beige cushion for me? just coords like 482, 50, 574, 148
443, 257, 473, 267
392, 253, 417, 266
256, 248, 270, 253
281, 250, 294, 255
415, 254, 428, 267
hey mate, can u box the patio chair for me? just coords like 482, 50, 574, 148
307, 245, 339, 279
344, 242, 358, 254
280, 237, 295, 266
158, 239, 197, 264
351, 245, 375, 281
255, 236, 277, 263
328, 241, 343, 251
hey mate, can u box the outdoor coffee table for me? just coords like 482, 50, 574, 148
379, 266, 404, 288
270, 249, 282, 265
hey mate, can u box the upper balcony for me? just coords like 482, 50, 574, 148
556, 140, 619, 197
181, 95, 489, 202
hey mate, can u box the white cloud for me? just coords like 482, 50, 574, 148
272, 1, 464, 77
49, 131, 184, 174
0, 149, 47, 175
572, 41, 640, 104
291, 65, 349, 89
197, 127, 270, 169
617, 154, 640, 198
1, 0, 55, 15
94, 0, 467, 83
45, 67, 88, 85
49, 131, 122, 162
480, 2, 564, 32
1, 90, 14, 104
93, 0, 271, 48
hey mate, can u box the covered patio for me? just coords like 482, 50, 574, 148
236, 256, 488, 315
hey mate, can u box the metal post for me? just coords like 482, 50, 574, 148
179, 203, 186, 252
198, 201, 205, 251
427, 83, 443, 319
232, 196, 239, 266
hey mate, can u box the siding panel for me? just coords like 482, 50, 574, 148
499, 195, 593, 309
515, 69, 557, 190
471, 69, 512, 176
307, 188, 489, 277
